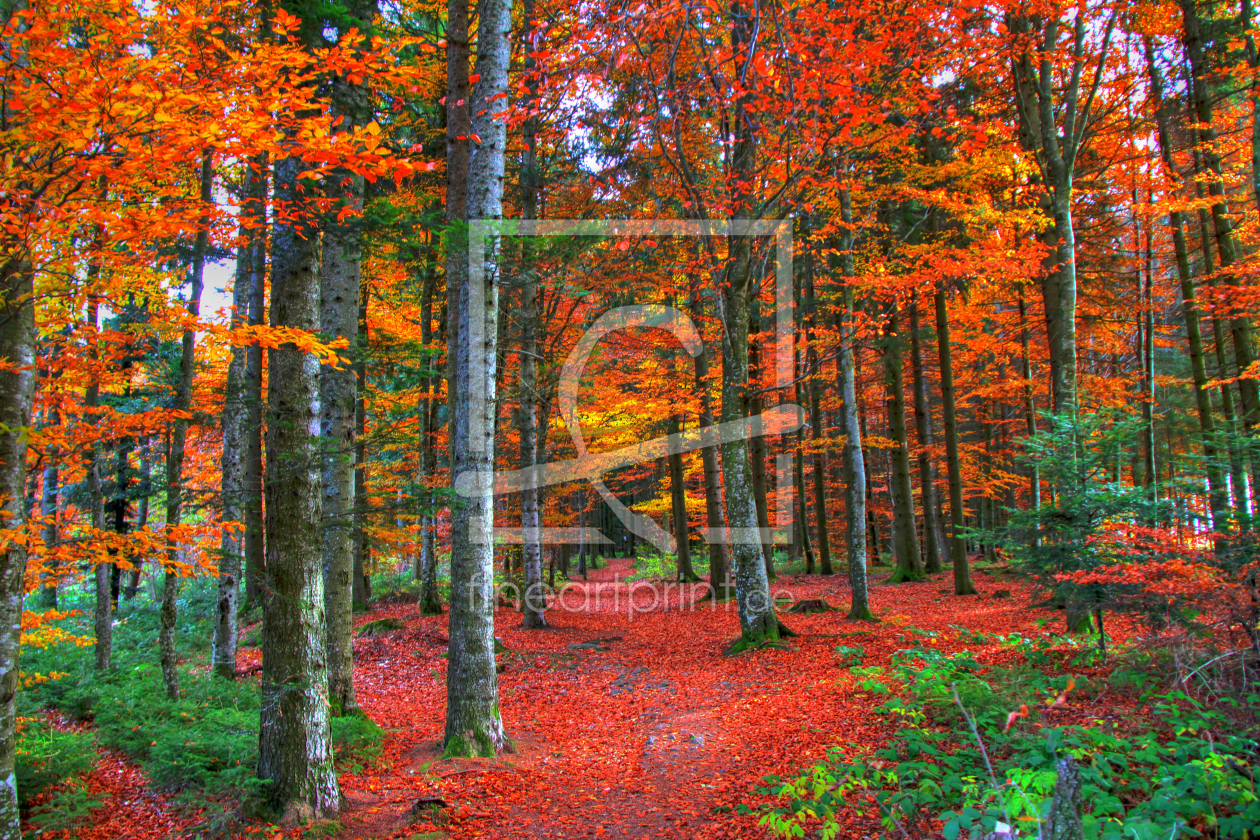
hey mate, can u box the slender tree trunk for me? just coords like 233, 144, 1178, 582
883, 304, 923, 583
690, 287, 733, 598
244, 155, 269, 610
669, 413, 699, 581
160, 153, 211, 698
0, 252, 35, 840
419, 246, 443, 614
518, 0, 547, 628
836, 230, 872, 619
1192, 154, 1250, 526
352, 283, 371, 611
125, 437, 151, 600
319, 30, 372, 711
803, 257, 833, 575
1017, 291, 1041, 513
257, 106, 340, 819
444, 0, 513, 756
1182, 0, 1260, 505
83, 310, 110, 669
748, 363, 775, 577
859, 397, 884, 565
908, 290, 945, 574
936, 288, 976, 594
215, 160, 264, 679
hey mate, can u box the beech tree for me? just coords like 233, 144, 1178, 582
444, 0, 514, 757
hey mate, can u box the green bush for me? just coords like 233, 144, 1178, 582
20, 578, 384, 809
16, 718, 95, 803
331, 714, 385, 773
16, 717, 103, 836
753, 641, 1260, 840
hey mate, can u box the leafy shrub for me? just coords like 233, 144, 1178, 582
16, 717, 103, 836
331, 714, 385, 773
754, 641, 1260, 840
20, 578, 383, 808
16, 718, 95, 803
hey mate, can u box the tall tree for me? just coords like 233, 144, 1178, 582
1180, 0, 1260, 505
908, 290, 945, 573
518, 0, 547, 628
319, 0, 376, 717
159, 152, 212, 700
882, 301, 923, 583
0, 224, 35, 840
257, 13, 340, 812
836, 191, 873, 618
214, 159, 265, 680
444, 0, 513, 756
1008, 7, 1117, 417
936, 286, 976, 595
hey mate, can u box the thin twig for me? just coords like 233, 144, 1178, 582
952, 683, 1014, 831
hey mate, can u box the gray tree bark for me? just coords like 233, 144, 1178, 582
690, 286, 733, 598
0, 253, 36, 837
444, 0, 513, 757
1010, 12, 1116, 418
908, 291, 945, 573
936, 288, 976, 595
883, 304, 922, 584
518, 0, 546, 628
161, 151, 212, 700
320, 53, 371, 714
836, 193, 873, 619
257, 140, 340, 820
1147, 44, 1227, 527
214, 159, 264, 680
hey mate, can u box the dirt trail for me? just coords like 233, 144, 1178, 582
335, 556, 1069, 840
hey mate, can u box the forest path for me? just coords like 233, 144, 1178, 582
333, 556, 1068, 840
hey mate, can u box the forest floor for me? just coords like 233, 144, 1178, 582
68, 556, 1135, 840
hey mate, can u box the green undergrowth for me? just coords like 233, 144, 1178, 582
16, 716, 102, 836
750, 635, 1260, 840
19, 579, 385, 831
370, 567, 451, 608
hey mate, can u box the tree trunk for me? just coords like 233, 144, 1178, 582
748, 318, 775, 579
908, 291, 945, 574
444, 0, 512, 757
215, 158, 265, 680
161, 152, 212, 700
320, 40, 372, 712
836, 244, 872, 619
883, 304, 923, 584
418, 245, 443, 614
244, 154, 269, 610
1017, 291, 1041, 513
1192, 152, 1251, 526
669, 413, 699, 581
38, 408, 58, 610
257, 138, 340, 819
936, 289, 976, 594
1182, 0, 1260, 505
0, 252, 35, 839
518, 0, 547, 628
689, 286, 733, 598
803, 255, 833, 575
352, 283, 371, 611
